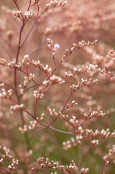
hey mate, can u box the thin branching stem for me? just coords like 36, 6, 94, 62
79, 146, 92, 169
14, 22, 25, 91
27, 0, 32, 11
13, 0, 24, 21
20, 2, 40, 48
13, 5, 31, 150
0, 40, 12, 61
0, 81, 14, 90
0, 167, 11, 174
103, 161, 108, 174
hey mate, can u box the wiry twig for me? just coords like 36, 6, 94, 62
0, 40, 12, 61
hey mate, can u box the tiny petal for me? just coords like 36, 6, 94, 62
54, 44, 60, 50
71, 137, 74, 141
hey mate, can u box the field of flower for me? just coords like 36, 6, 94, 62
0, 0, 115, 174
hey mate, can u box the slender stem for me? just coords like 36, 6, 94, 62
23, 69, 93, 132
103, 161, 108, 174
10, 95, 31, 150
14, 23, 25, 92
21, 3, 40, 48
21, 2, 64, 48
0, 81, 14, 90
45, 91, 73, 127
20, 109, 31, 150
27, 0, 32, 11
41, 84, 87, 130
79, 146, 92, 168
28, 91, 74, 134
23, 107, 73, 135
16, 23, 25, 64
6, 93, 73, 136
13, 0, 24, 21
23, 82, 43, 94
13, 19, 31, 150
0, 167, 11, 174
22, 46, 73, 93
71, 113, 100, 133
37, 126, 73, 135
0, 40, 12, 61
53, 57, 56, 67
21, 19, 37, 47
34, 99, 38, 117
9, 94, 31, 150
22, 57, 64, 94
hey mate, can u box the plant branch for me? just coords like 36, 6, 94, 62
20, 2, 40, 48
79, 146, 92, 168
0, 40, 12, 61
13, 20, 31, 150
103, 161, 108, 174
0, 81, 14, 90
0, 167, 11, 174
14, 22, 25, 92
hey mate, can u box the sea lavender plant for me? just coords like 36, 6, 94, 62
0, 0, 115, 174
